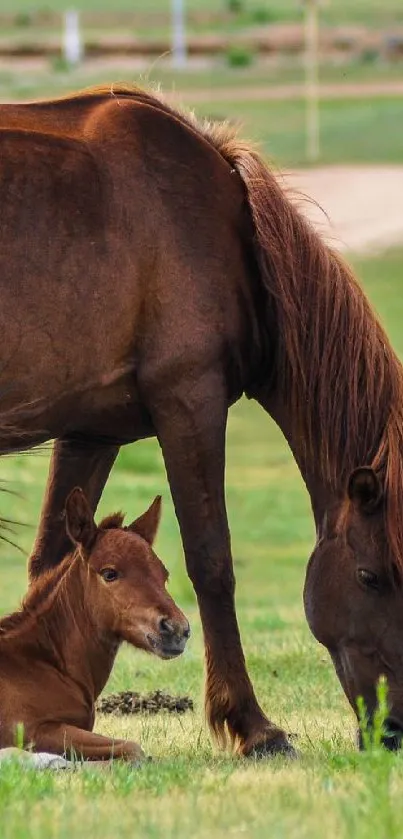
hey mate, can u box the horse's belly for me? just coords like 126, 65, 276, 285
0, 356, 154, 451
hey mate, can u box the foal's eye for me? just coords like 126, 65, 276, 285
100, 568, 118, 583
357, 568, 379, 591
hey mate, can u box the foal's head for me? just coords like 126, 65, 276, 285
65, 489, 190, 659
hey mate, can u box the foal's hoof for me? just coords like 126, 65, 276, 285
130, 754, 152, 766
239, 729, 298, 760
125, 742, 149, 765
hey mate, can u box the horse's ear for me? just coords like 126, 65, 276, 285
347, 467, 383, 514
65, 487, 97, 552
127, 496, 162, 545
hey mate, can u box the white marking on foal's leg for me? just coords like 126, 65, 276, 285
0, 747, 73, 770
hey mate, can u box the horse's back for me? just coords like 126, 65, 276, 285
0, 93, 149, 420
0, 88, 257, 439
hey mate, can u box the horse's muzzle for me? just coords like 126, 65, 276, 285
148, 617, 191, 659
382, 719, 403, 751
357, 718, 403, 752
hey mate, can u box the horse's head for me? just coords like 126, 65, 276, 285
304, 467, 403, 750
64, 488, 190, 660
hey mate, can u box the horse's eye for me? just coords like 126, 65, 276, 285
100, 568, 118, 583
357, 568, 379, 591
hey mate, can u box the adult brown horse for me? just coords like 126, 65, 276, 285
0, 489, 189, 759
0, 84, 403, 757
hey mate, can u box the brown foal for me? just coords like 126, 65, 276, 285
0, 489, 190, 761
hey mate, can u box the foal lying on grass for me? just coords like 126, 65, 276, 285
0, 489, 190, 762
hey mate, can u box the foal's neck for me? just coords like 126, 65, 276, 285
28, 557, 119, 701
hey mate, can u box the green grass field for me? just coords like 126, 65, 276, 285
0, 249, 402, 838
0, 47, 403, 835
201, 96, 403, 166
5, 0, 403, 27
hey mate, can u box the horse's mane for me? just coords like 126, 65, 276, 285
27, 85, 403, 573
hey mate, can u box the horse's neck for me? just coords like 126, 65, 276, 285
33, 561, 119, 701
257, 391, 339, 530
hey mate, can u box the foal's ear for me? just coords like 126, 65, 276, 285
65, 487, 98, 551
347, 467, 383, 514
127, 496, 162, 546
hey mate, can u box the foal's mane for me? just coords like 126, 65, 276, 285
0, 555, 74, 638
33, 85, 403, 572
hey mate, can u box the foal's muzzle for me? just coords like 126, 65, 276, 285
148, 617, 191, 659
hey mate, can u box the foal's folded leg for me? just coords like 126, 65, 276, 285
34, 725, 146, 763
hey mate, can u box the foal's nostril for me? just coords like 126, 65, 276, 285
159, 618, 190, 640
159, 618, 175, 636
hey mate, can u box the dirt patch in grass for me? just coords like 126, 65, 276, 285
96, 689, 194, 715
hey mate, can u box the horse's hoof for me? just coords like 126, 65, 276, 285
239, 730, 298, 760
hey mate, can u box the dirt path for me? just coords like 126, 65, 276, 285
284, 165, 403, 254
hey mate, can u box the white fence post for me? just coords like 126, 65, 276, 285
63, 9, 82, 66
304, 0, 320, 162
171, 0, 187, 69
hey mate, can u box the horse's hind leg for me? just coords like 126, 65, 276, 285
146, 372, 293, 757
28, 438, 119, 580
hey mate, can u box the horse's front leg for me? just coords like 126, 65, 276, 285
28, 437, 119, 580
146, 372, 293, 757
